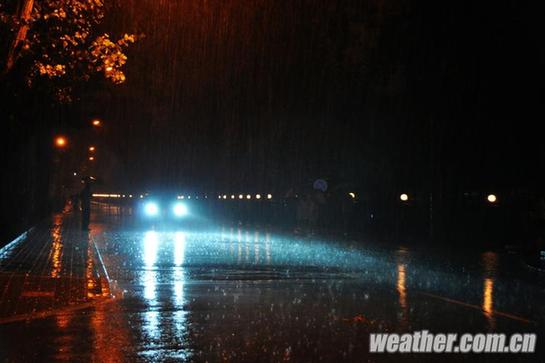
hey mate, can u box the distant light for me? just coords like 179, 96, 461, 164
54, 136, 67, 148
122, 194, 126, 198
73, 172, 77, 176
487, 194, 497, 203
89, 146, 96, 152
231, 195, 235, 199
92, 119, 102, 127
105, 66, 113, 72
173, 202, 188, 217
140, 195, 144, 199
267, 194, 272, 200
187, 196, 191, 199
88, 156, 95, 161
256, 194, 261, 199
349, 192, 356, 199
144, 202, 159, 216
400, 193, 409, 202
238, 194, 243, 199
223, 195, 227, 199
246, 194, 251, 200
129, 195, 133, 198
218, 195, 222, 199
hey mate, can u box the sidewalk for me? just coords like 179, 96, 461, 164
0, 210, 110, 323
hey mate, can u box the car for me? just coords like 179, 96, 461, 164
138, 193, 190, 222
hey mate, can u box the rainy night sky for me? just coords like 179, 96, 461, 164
71, 1, 544, 193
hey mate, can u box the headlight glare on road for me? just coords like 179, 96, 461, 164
144, 201, 160, 217
173, 202, 188, 217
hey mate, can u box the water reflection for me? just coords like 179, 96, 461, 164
229, 227, 235, 256
481, 252, 497, 330
50, 215, 63, 278
144, 310, 161, 341
90, 298, 130, 362
143, 231, 159, 268
53, 315, 73, 361
396, 248, 409, 330
173, 232, 189, 341
265, 232, 271, 265
224, 228, 272, 265
86, 235, 96, 298
254, 231, 260, 264
140, 230, 191, 357
245, 231, 251, 263
237, 229, 242, 264
142, 230, 159, 344
56, 312, 70, 329
173, 231, 186, 307
483, 278, 494, 323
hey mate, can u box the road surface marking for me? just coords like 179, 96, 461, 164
419, 291, 534, 324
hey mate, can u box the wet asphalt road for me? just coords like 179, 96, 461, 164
0, 205, 544, 362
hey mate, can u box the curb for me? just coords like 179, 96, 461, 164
0, 297, 114, 325
0, 227, 35, 256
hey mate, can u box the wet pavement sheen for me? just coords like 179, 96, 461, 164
0, 204, 544, 362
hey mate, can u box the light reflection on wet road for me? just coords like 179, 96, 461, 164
1, 205, 544, 362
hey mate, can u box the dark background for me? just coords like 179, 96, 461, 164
2, 1, 544, 244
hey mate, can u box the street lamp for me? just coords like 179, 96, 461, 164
54, 136, 67, 148
88, 156, 95, 161
400, 193, 409, 202
89, 146, 96, 152
487, 194, 497, 203
92, 119, 102, 127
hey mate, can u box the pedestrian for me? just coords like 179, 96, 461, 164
80, 178, 92, 230
71, 193, 80, 212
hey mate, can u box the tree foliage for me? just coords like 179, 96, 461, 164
1, 0, 137, 102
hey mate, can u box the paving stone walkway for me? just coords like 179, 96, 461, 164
0, 211, 109, 321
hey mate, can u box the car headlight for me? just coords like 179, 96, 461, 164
144, 201, 160, 216
172, 202, 188, 217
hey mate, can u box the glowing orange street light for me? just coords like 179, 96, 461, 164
88, 156, 95, 161
54, 136, 67, 148
92, 119, 102, 127
89, 146, 96, 152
